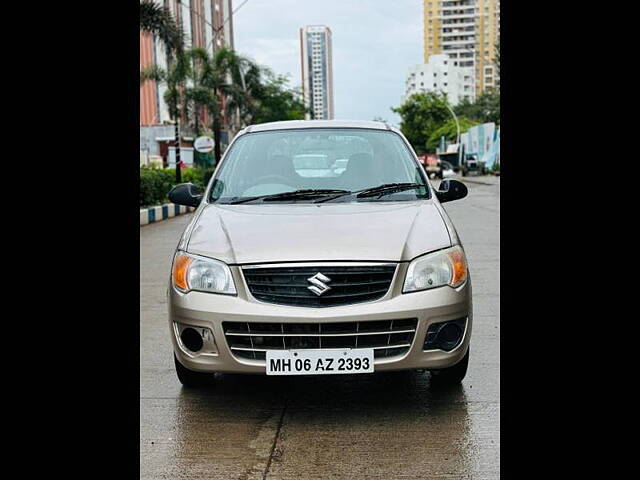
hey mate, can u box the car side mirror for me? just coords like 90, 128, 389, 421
436, 179, 468, 203
168, 183, 203, 208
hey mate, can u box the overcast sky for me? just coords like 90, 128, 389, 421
233, 0, 423, 126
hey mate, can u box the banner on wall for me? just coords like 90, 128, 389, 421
463, 123, 495, 158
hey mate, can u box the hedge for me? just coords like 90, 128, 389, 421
140, 166, 214, 207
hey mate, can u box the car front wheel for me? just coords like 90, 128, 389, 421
430, 348, 469, 384
174, 354, 212, 387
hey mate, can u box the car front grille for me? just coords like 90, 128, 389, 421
222, 319, 418, 362
242, 264, 397, 307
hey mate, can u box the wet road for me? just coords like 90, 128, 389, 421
140, 177, 500, 479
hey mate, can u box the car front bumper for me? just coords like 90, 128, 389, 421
168, 263, 472, 374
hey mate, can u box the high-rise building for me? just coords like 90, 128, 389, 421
404, 54, 474, 105
300, 25, 334, 120
423, 0, 500, 95
140, 0, 235, 128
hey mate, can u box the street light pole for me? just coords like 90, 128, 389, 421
444, 102, 460, 145
174, 119, 182, 183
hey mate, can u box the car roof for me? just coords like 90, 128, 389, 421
242, 119, 393, 133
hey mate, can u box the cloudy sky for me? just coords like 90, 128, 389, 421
233, 0, 423, 126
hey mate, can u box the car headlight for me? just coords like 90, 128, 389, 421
172, 252, 236, 295
403, 245, 468, 293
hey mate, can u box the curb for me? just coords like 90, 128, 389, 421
140, 203, 195, 226
460, 178, 497, 186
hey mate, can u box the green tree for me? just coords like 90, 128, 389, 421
184, 48, 217, 136
426, 116, 478, 152
139, 0, 183, 56
391, 92, 451, 154
251, 69, 307, 124
187, 47, 259, 163
454, 89, 500, 125
140, 52, 191, 182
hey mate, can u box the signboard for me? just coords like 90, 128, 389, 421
464, 123, 495, 157
193, 136, 215, 153
460, 123, 499, 167
482, 128, 500, 168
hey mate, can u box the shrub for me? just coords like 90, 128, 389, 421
140, 167, 173, 207
182, 167, 214, 191
139, 166, 215, 207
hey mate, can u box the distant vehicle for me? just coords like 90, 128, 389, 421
437, 148, 462, 174
441, 161, 456, 178
462, 154, 487, 176
424, 155, 443, 179
438, 144, 486, 177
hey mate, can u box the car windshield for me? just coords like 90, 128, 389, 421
209, 128, 430, 203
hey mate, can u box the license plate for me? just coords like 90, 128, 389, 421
266, 349, 374, 376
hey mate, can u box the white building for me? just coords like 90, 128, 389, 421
404, 54, 474, 105
300, 25, 334, 120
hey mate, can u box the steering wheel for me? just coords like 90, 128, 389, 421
251, 174, 293, 187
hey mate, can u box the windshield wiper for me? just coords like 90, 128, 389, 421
227, 189, 351, 204
355, 183, 426, 198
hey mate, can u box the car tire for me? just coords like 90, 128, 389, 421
430, 348, 469, 384
174, 354, 212, 387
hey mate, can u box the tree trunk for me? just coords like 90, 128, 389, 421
174, 120, 182, 183
193, 107, 200, 169
213, 117, 222, 166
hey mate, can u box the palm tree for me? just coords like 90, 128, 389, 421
183, 48, 217, 137
140, 52, 191, 182
187, 47, 261, 163
139, 0, 183, 55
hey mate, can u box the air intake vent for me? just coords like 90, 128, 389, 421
223, 319, 418, 362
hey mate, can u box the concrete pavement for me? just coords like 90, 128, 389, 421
140, 178, 500, 479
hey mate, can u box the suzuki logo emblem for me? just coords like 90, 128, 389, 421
307, 272, 332, 296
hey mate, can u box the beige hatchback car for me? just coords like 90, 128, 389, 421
167, 120, 472, 387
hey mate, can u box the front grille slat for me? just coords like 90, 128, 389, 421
246, 279, 392, 287
244, 270, 395, 276
223, 319, 417, 363
229, 343, 411, 352
247, 288, 391, 299
224, 328, 416, 337
243, 264, 396, 308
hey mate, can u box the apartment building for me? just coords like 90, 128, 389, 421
140, 0, 235, 165
300, 25, 334, 120
404, 54, 474, 105
424, 0, 500, 94
140, 0, 234, 128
